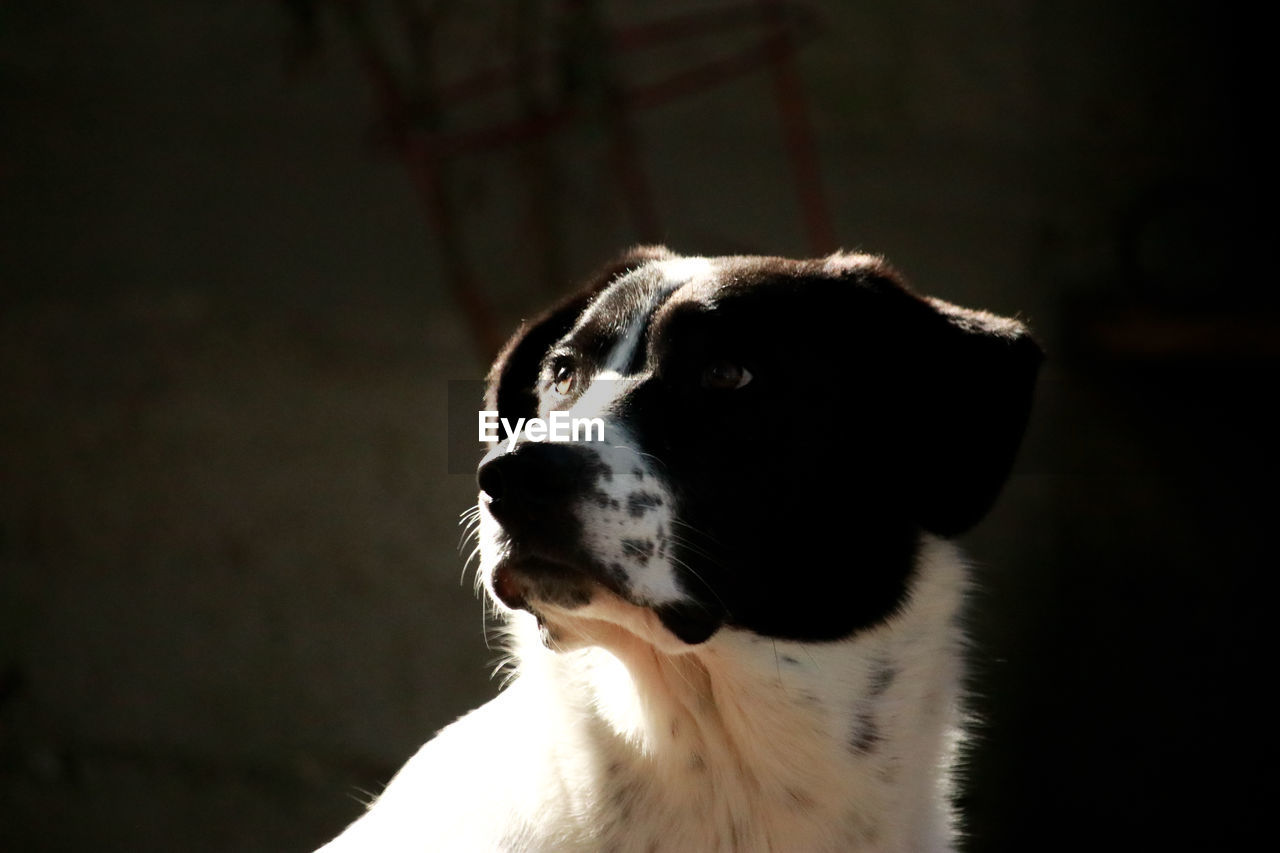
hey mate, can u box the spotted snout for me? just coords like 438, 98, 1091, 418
476, 431, 720, 645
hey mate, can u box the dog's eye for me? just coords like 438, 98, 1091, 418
702, 359, 752, 390
553, 364, 576, 396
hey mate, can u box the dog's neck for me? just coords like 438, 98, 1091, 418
507, 535, 967, 852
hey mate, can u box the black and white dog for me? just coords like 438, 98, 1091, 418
318, 248, 1041, 852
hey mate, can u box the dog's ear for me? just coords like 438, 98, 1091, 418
484, 245, 672, 438
906, 297, 1043, 537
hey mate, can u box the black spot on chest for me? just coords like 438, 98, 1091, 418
850, 707, 882, 756
786, 787, 816, 811
849, 660, 896, 755
868, 661, 897, 697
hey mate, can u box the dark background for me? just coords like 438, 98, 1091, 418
1, 1, 1271, 850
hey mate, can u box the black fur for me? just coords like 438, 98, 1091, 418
482, 249, 1041, 644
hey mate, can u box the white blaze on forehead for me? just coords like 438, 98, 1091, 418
821, 251, 882, 275
603, 256, 710, 374
563, 377, 627, 423
653, 255, 712, 289
552, 256, 716, 422
572, 256, 712, 418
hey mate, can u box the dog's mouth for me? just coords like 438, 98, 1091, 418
489, 546, 724, 647
490, 552, 603, 613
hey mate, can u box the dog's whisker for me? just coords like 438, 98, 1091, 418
480, 599, 493, 652
346, 785, 381, 809
664, 553, 729, 612
487, 653, 513, 683
666, 531, 723, 568
490, 630, 521, 690
457, 526, 480, 557
669, 517, 727, 549
460, 543, 482, 587
457, 507, 483, 554
606, 444, 670, 474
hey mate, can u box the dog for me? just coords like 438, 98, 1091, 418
316, 247, 1041, 852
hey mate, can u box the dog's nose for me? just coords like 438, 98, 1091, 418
478, 442, 588, 528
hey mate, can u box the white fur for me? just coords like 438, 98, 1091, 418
316, 536, 966, 852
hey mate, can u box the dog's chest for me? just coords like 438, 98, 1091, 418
528, 621, 958, 853
583, 723, 883, 853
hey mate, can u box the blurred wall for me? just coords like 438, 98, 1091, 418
1, 1, 1267, 851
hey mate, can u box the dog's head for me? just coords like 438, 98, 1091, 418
475, 248, 1041, 650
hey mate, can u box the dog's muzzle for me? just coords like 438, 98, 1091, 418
478, 440, 725, 646
478, 442, 609, 611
